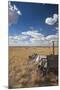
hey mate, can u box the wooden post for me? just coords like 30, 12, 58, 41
52, 41, 54, 55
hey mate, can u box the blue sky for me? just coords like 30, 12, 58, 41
8, 1, 58, 46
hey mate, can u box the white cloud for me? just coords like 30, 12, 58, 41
46, 35, 58, 41
22, 30, 44, 40
8, 2, 22, 26
55, 27, 59, 30
45, 14, 58, 25
29, 26, 34, 30
46, 34, 58, 46
9, 30, 58, 46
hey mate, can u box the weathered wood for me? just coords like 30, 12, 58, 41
47, 55, 58, 74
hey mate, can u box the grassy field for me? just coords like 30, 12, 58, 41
9, 46, 58, 88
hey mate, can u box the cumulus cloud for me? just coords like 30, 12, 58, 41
9, 30, 58, 46
8, 2, 22, 26
55, 27, 59, 30
45, 14, 58, 25
46, 35, 58, 41
22, 30, 44, 40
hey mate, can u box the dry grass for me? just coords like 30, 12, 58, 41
9, 46, 58, 88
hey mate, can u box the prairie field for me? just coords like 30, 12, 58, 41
9, 46, 58, 88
